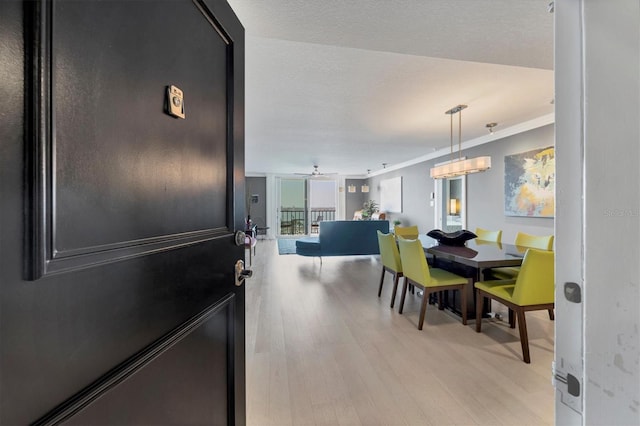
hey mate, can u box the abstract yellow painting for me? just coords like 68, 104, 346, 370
504, 146, 555, 217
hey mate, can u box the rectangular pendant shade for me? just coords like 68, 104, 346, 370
430, 156, 492, 179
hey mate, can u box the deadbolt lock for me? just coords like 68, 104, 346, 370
235, 260, 252, 287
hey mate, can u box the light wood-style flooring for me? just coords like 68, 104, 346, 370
246, 240, 554, 425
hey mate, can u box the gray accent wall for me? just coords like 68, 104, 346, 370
345, 178, 367, 219
366, 124, 554, 244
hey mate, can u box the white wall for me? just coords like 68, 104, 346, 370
556, 1, 640, 424
554, 1, 584, 422
582, 1, 639, 423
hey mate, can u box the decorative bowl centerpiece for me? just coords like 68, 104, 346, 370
426, 229, 477, 246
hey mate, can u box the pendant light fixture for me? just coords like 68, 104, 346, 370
360, 170, 370, 193
430, 105, 492, 179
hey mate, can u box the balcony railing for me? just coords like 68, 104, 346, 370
280, 207, 336, 235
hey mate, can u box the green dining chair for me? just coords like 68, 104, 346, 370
475, 227, 502, 243
516, 232, 554, 250
490, 232, 554, 280
394, 225, 419, 240
377, 231, 403, 308
397, 238, 470, 330
475, 249, 555, 363
475, 239, 502, 250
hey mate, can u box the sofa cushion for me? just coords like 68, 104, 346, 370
295, 236, 321, 256
296, 220, 389, 257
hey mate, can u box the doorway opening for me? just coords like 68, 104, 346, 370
434, 175, 466, 232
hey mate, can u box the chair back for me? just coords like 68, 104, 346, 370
397, 238, 431, 287
475, 239, 502, 249
377, 231, 402, 273
515, 232, 554, 250
372, 212, 386, 220
475, 227, 502, 243
512, 249, 555, 305
394, 225, 419, 240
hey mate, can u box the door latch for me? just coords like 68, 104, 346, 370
552, 360, 582, 414
555, 371, 581, 397
235, 260, 252, 286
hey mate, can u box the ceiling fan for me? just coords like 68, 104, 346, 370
294, 165, 337, 177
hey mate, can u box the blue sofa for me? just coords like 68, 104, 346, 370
295, 220, 390, 257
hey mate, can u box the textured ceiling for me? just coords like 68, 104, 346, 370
227, 0, 555, 176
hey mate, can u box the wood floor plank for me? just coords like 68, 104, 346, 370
286, 353, 317, 426
246, 241, 554, 425
332, 398, 362, 426
268, 352, 293, 426
247, 352, 270, 426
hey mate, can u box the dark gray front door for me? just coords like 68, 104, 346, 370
0, 0, 245, 423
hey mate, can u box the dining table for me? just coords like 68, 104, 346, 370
419, 235, 527, 317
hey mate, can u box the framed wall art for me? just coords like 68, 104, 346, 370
380, 176, 402, 213
504, 146, 555, 217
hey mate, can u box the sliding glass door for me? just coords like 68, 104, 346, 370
278, 178, 306, 236
277, 178, 338, 236
308, 180, 337, 234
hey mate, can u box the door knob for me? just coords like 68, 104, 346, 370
234, 230, 246, 246
235, 260, 252, 286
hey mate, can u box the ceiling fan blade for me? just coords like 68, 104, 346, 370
293, 166, 338, 176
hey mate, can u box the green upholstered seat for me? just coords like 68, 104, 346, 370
397, 238, 469, 330
490, 232, 554, 280
474, 279, 516, 293
490, 266, 521, 280
377, 231, 403, 308
475, 248, 555, 363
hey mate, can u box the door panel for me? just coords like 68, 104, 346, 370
31, 0, 237, 278
0, 0, 245, 424
63, 297, 235, 425
52, 0, 228, 249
